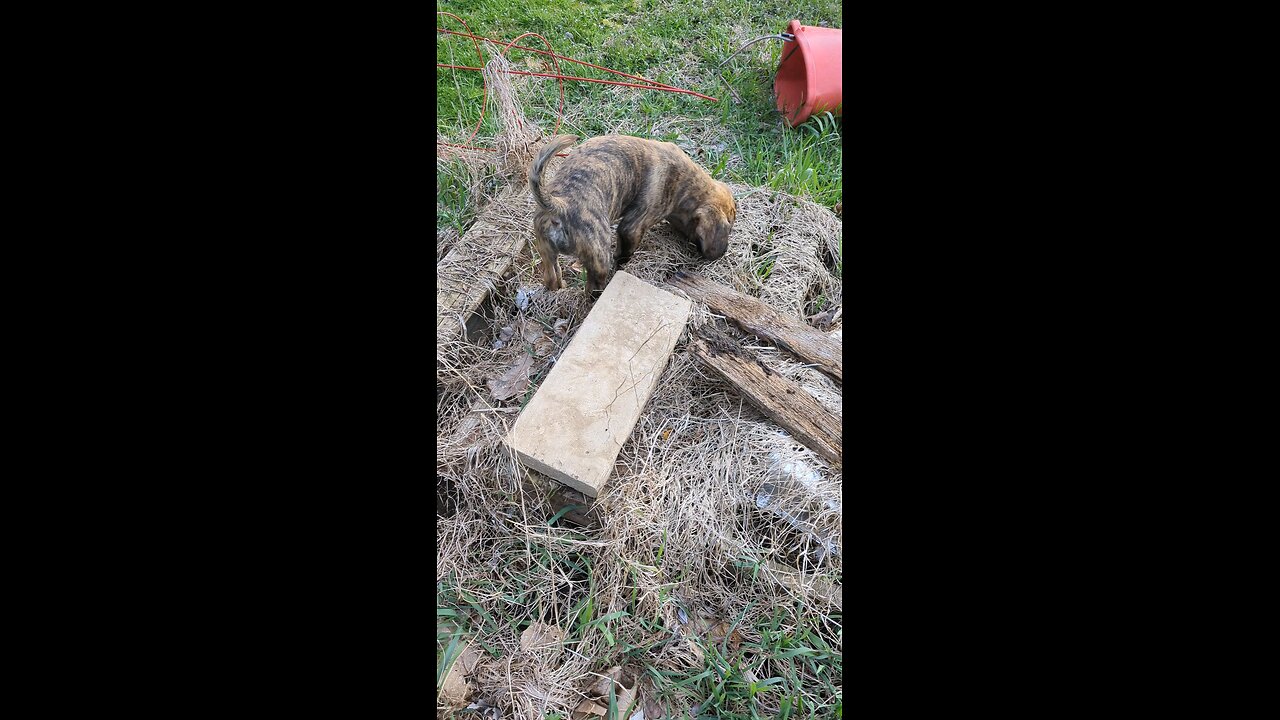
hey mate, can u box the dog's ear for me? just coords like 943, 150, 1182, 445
692, 206, 731, 260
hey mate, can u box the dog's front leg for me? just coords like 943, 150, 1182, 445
533, 229, 563, 291
581, 241, 614, 297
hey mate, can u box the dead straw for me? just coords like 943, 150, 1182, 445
437, 46, 843, 719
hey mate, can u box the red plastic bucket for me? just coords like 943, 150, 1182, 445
773, 19, 842, 127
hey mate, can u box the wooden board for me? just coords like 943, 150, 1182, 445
687, 324, 841, 465
668, 271, 842, 383
506, 272, 692, 497
436, 185, 533, 345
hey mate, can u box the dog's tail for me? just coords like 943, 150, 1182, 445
529, 135, 577, 212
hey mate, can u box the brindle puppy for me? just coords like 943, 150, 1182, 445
528, 134, 737, 294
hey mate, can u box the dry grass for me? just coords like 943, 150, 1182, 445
438, 51, 842, 720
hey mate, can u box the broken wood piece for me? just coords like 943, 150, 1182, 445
687, 324, 841, 465
667, 271, 842, 383
437, 185, 533, 349
507, 272, 692, 497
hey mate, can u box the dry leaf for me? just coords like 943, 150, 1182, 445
458, 645, 481, 674
493, 324, 515, 349
521, 321, 545, 344
520, 622, 565, 650
682, 614, 741, 651
488, 354, 533, 401
642, 695, 666, 720
439, 644, 480, 706
509, 319, 556, 357
572, 699, 609, 719
588, 666, 624, 696
553, 318, 570, 336
614, 683, 638, 718
440, 667, 469, 706
712, 621, 743, 651
581, 666, 638, 718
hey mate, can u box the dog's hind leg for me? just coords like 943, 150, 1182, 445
532, 228, 563, 291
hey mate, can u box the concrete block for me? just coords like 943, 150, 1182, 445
507, 271, 692, 497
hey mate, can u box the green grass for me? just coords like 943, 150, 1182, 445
437, 0, 842, 232
437, 155, 502, 238
437, 540, 843, 718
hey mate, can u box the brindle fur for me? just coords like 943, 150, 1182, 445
528, 134, 737, 295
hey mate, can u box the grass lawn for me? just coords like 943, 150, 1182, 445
437, 2, 842, 717
437, 0, 842, 236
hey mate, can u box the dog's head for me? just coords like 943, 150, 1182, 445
691, 182, 737, 260
534, 211, 574, 254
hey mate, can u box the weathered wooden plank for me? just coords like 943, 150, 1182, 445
668, 271, 842, 383
687, 324, 841, 465
507, 272, 692, 497
436, 185, 534, 344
